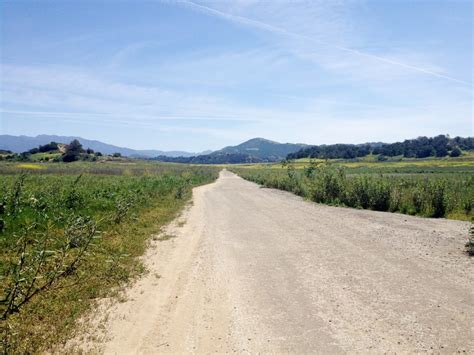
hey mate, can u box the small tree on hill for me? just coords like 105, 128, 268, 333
62, 139, 84, 162
38, 142, 59, 153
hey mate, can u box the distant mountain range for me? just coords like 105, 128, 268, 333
154, 138, 307, 164
3, 134, 469, 164
0, 135, 306, 162
0, 135, 209, 158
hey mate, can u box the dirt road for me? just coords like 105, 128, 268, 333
73, 170, 473, 353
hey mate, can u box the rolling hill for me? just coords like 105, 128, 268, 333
0, 135, 204, 158
213, 138, 307, 161
154, 138, 307, 164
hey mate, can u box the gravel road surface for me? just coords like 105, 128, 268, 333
72, 170, 473, 353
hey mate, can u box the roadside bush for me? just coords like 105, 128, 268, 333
2, 216, 98, 320
389, 186, 402, 212
349, 176, 371, 208
412, 189, 424, 214
463, 199, 472, 215
309, 166, 345, 204
286, 164, 306, 196
428, 180, 447, 218
369, 179, 391, 211
232, 165, 471, 220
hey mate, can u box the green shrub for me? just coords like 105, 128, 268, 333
412, 189, 424, 214
350, 176, 371, 209
463, 199, 473, 215
369, 179, 391, 211
428, 181, 447, 218
309, 166, 345, 204
232, 165, 472, 220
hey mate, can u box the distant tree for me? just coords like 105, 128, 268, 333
86, 148, 95, 154
112, 152, 122, 158
18, 152, 31, 161
450, 147, 461, 157
432, 135, 449, 157
357, 144, 371, 157
153, 152, 263, 164
62, 153, 77, 163
343, 150, 356, 159
455, 137, 474, 150
38, 142, 59, 153
5, 153, 17, 161
95, 152, 103, 157
415, 146, 435, 158
403, 149, 416, 158
62, 139, 84, 162
28, 147, 40, 154
434, 146, 448, 157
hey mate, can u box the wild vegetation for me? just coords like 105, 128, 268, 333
231, 159, 473, 221
0, 161, 218, 353
0, 139, 120, 163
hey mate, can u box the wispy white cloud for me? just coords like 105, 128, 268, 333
1, 65, 313, 128
177, 0, 472, 87
1, 65, 260, 121
1, 61, 470, 144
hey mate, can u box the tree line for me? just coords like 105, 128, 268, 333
153, 153, 264, 164
287, 135, 473, 160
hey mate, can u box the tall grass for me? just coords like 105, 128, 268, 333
0, 163, 218, 352
232, 163, 473, 220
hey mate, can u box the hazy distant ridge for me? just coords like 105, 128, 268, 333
0, 135, 205, 157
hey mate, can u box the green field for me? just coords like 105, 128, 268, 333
231, 152, 474, 174
0, 161, 218, 353
230, 156, 474, 221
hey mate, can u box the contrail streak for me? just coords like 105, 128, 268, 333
178, 0, 472, 87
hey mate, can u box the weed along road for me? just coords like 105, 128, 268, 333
74, 170, 473, 353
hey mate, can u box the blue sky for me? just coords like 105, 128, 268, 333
0, 0, 472, 151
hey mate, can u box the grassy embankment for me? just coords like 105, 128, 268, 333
230, 155, 474, 221
0, 160, 218, 353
